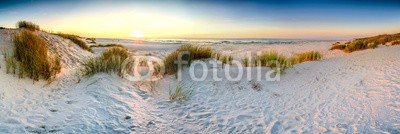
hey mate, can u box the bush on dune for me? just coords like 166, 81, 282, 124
177, 44, 213, 62
164, 45, 213, 75
329, 44, 346, 50
392, 40, 400, 45
86, 38, 96, 44
330, 33, 400, 52
80, 47, 131, 77
10, 29, 61, 81
56, 33, 92, 52
16, 21, 40, 31
294, 51, 322, 63
255, 51, 294, 73
90, 43, 125, 48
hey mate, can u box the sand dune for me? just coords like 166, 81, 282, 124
0, 29, 399, 133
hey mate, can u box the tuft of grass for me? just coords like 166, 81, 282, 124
220, 55, 233, 65
294, 51, 323, 63
11, 29, 61, 81
330, 33, 400, 52
90, 43, 125, 48
2, 48, 17, 74
343, 40, 369, 52
368, 42, 379, 49
164, 51, 180, 75
16, 21, 40, 31
177, 44, 213, 62
0, 27, 5, 29
212, 52, 222, 60
242, 57, 253, 67
164, 45, 213, 75
149, 81, 157, 94
86, 38, 96, 44
392, 40, 400, 45
255, 51, 294, 73
80, 47, 131, 77
169, 82, 191, 101
329, 44, 346, 50
56, 33, 92, 52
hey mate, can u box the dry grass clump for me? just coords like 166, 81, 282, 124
80, 47, 131, 77
10, 30, 61, 81
294, 51, 322, 63
330, 33, 400, 52
329, 44, 346, 50
86, 38, 96, 44
177, 44, 213, 62
169, 82, 191, 101
330, 41, 378, 53
392, 40, 400, 45
2, 49, 17, 74
164, 45, 213, 75
16, 21, 40, 31
90, 43, 125, 48
164, 51, 180, 75
56, 33, 92, 52
242, 57, 253, 67
220, 55, 233, 64
255, 51, 294, 73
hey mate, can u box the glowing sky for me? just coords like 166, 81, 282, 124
0, 0, 399, 39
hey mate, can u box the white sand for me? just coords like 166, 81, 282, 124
0, 29, 399, 133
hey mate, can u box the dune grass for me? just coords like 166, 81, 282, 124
255, 51, 294, 73
294, 51, 323, 63
10, 29, 61, 81
80, 47, 131, 77
86, 38, 96, 44
330, 33, 400, 52
56, 33, 92, 52
169, 82, 191, 101
177, 44, 213, 62
16, 21, 40, 31
2, 48, 17, 74
242, 57, 253, 67
392, 40, 400, 45
164, 45, 213, 75
90, 43, 125, 48
220, 55, 233, 65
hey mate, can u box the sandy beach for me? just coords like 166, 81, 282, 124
0, 29, 399, 133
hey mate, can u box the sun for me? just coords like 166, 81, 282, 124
131, 31, 144, 38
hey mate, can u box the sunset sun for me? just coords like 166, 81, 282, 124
131, 31, 144, 38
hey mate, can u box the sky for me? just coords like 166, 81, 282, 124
0, 0, 399, 39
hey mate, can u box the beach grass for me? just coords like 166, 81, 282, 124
294, 51, 322, 63
12, 29, 61, 81
86, 38, 96, 44
16, 21, 40, 31
90, 43, 125, 48
80, 47, 131, 77
241, 57, 253, 67
392, 40, 400, 45
330, 33, 400, 52
169, 82, 191, 100
2, 48, 17, 74
220, 55, 233, 65
255, 51, 294, 73
56, 33, 92, 52
164, 45, 213, 75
